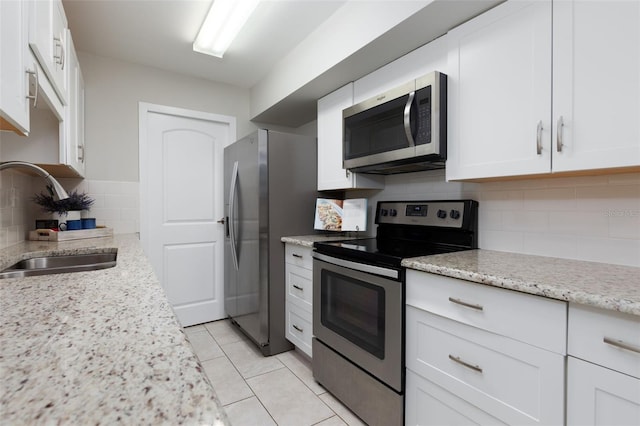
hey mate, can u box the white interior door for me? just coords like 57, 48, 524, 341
139, 103, 235, 326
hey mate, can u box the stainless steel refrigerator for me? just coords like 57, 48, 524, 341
224, 129, 317, 356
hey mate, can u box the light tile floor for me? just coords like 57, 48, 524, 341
184, 319, 367, 426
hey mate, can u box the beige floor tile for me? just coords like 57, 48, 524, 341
315, 416, 348, 426
223, 340, 285, 379
276, 350, 326, 395
319, 393, 367, 426
247, 368, 334, 426
186, 330, 224, 362
201, 356, 254, 406
224, 396, 277, 426
183, 324, 206, 336
205, 319, 248, 346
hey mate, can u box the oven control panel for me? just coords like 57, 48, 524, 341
376, 200, 476, 228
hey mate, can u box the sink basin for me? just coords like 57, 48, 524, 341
0, 252, 117, 279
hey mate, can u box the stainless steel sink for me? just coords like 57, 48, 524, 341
0, 252, 117, 279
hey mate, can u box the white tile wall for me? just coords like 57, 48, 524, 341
0, 174, 139, 249
0, 170, 32, 250
55, 179, 140, 235
367, 170, 640, 267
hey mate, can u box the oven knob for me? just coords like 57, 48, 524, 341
389, 208, 397, 217
450, 209, 461, 220
437, 209, 447, 219
380, 209, 388, 216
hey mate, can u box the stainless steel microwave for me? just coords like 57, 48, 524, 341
343, 71, 447, 174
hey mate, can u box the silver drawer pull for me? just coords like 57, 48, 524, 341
293, 324, 304, 333
603, 337, 640, 354
448, 297, 484, 311
292, 284, 304, 291
449, 354, 483, 373
292, 253, 303, 259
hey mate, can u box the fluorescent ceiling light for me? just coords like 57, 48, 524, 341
193, 0, 260, 58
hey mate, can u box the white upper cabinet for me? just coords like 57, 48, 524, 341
63, 31, 85, 177
317, 83, 384, 191
446, 0, 552, 180
0, 0, 32, 135
552, 0, 640, 172
28, 0, 68, 106
446, 0, 640, 181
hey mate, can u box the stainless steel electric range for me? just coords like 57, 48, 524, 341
312, 199, 478, 426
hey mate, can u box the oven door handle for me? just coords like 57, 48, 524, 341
313, 252, 399, 280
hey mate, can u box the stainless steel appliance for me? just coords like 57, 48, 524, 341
342, 71, 447, 175
313, 200, 478, 426
224, 129, 317, 356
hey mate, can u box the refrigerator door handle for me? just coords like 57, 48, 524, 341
228, 161, 240, 271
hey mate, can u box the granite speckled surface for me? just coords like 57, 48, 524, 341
402, 249, 640, 316
0, 234, 228, 425
281, 234, 359, 248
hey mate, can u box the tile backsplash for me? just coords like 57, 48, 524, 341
367, 170, 640, 267
2, 169, 639, 268
0, 173, 139, 250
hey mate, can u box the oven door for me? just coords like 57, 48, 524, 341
313, 253, 404, 392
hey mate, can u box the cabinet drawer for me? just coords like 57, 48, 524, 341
286, 263, 313, 313
406, 306, 565, 425
285, 302, 312, 357
406, 369, 504, 426
406, 270, 567, 354
285, 244, 313, 270
568, 303, 640, 379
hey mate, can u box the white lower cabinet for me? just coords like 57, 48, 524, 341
405, 270, 566, 425
566, 304, 640, 426
284, 244, 314, 357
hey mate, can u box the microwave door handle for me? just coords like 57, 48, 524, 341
404, 91, 416, 147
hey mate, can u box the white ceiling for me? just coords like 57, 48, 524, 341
62, 0, 348, 89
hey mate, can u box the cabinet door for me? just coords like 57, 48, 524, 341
63, 32, 85, 177
317, 83, 383, 191
28, 0, 68, 105
567, 357, 640, 426
446, 0, 552, 180
0, 0, 30, 134
552, 0, 640, 172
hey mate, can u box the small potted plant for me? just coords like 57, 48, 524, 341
32, 185, 95, 227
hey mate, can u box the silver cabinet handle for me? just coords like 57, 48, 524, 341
556, 116, 564, 152
448, 297, 484, 311
603, 337, 640, 354
292, 253, 303, 259
293, 324, 303, 333
78, 145, 84, 162
536, 120, 543, 155
25, 68, 38, 108
449, 354, 483, 373
292, 284, 303, 291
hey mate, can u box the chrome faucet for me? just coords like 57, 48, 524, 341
0, 161, 69, 200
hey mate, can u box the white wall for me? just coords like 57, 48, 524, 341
78, 52, 257, 182
362, 170, 640, 267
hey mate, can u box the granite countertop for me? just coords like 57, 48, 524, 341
0, 234, 228, 425
281, 234, 361, 248
402, 249, 640, 317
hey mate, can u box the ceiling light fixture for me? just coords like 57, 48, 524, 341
193, 0, 260, 58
